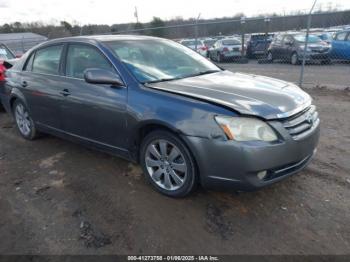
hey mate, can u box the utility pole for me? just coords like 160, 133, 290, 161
240, 16, 246, 57
195, 13, 201, 52
264, 17, 271, 56
299, 0, 318, 88
134, 6, 139, 23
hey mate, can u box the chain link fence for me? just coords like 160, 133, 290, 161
1, 7, 349, 89
0, 36, 47, 56
112, 9, 350, 89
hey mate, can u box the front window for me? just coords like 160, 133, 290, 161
294, 34, 322, 43
66, 44, 114, 79
0, 44, 15, 60
105, 39, 220, 83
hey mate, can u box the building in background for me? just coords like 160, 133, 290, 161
0, 32, 47, 56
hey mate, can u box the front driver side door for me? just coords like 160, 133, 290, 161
60, 43, 128, 152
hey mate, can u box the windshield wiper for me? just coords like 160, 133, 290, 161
142, 77, 179, 84
182, 69, 221, 79
142, 69, 221, 84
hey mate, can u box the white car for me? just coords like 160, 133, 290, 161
208, 38, 245, 62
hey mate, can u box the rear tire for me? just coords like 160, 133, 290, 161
13, 100, 38, 140
140, 130, 198, 198
291, 52, 300, 65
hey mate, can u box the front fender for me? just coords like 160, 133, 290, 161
126, 85, 236, 156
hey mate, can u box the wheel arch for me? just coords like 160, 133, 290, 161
9, 88, 28, 113
130, 120, 183, 162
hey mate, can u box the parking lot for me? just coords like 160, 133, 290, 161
221, 60, 350, 90
0, 63, 350, 255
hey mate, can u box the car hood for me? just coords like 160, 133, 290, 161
147, 70, 311, 120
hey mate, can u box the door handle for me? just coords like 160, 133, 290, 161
60, 89, 71, 97
21, 81, 28, 88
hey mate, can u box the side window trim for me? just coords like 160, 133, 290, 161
23, 52, 35, 72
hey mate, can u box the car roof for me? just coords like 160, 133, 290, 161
36, 34, 168, 48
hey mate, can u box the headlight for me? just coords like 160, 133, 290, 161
215, 116, 278, 142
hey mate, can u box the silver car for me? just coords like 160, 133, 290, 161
209, 38, 244, 62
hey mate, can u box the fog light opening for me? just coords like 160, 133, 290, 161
257, 171, 267, 180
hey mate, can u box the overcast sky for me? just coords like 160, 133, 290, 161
0, 0, 349, 25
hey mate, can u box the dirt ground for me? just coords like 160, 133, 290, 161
0, 66, 349, 255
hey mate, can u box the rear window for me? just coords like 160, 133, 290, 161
203, 40, 216, 46
250, 35, 273, 40
181, 40, 201, 46
222, 39, 241, 45
0, 44, 15, 60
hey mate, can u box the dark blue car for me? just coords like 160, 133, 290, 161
0, 35, 320, 197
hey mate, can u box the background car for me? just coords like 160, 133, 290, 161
315, 32, 334, 44
246, 33, 274, 58
267, 33, 332, 65
202, 38, 217, 57
179, 39, 208, 56
330, 30, 350, 61
0, 43, 16, 110
208, 38, 244, 62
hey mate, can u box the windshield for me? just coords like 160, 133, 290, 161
0, 44, 15, 60
222, 39, 241, 45
294, 35, 322, 43
105, 39, 220, 83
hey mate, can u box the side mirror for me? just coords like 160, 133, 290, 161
84, 68, 124, 87
285, 41, 293, 46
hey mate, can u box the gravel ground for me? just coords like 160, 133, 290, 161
0, 64, 349, 255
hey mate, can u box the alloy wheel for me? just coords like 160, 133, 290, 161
15, 103, 32, 136
145, 139, 187, 191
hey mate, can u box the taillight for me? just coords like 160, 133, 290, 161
0, 64, 5, 81
222, 47, 229, 52
200, 46, 208, 51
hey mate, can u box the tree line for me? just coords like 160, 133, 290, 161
0, 9, 349, 40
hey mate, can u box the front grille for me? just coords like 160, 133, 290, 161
281, 105, 319, 140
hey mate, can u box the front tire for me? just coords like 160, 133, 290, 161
13, 100, 38, 140
140, 130, 198, 197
